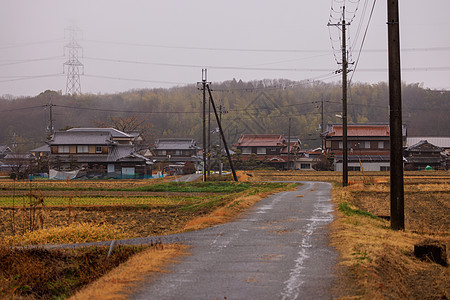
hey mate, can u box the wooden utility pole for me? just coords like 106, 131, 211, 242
341, 6, 349, 187
387, 0, 405, 230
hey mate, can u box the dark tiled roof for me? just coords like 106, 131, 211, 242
107, 145, 135, 161
234, 134, 286, 147
153, 138, 198, 150
405, 140, 444, 152
0, 145, 12, 153
68, 128, 132, 139
50, 131, 115, 145
407, 137, 450, 148
31, 144, 51, 153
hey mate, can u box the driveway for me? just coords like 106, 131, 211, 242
131, 181, 336, 300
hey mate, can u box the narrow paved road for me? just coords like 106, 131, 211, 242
131, 181, 336, 300
171, 173, 203, 182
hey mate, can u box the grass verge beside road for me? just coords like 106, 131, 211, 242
243, 170, 449, 298
331, 181, 449, 299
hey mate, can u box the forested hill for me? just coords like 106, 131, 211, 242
1, 79, 449, 151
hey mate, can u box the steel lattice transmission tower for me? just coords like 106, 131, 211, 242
64, 26, 84, 95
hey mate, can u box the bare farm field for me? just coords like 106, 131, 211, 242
0, 171, 448, 299
0, 179, 295, 245
0, 178, 296, 299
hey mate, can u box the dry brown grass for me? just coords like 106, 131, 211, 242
69, 244, 189, 300
0, 176, 178, 190
332, 184, 449, 299
2, 222, 129, 246
183, 194, 261, 231
0, 244, 150, 299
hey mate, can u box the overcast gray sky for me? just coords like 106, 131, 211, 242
1, 0, 449, 96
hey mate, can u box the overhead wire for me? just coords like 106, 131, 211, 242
83, 39, 331, 54
0, 56, 65, 67
83, 74, 188, 85
0, 38, 65, 50
349, 0, 377, 84
84, 56, 335, 72
0, 73, 64, 83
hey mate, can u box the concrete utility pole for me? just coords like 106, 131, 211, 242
200, 69, 208, 182
387, 0, 405, 230
47, 102, 54, 135
207, 86, 211, 177
286, 117, 291, 170
328, 6, 349, 187
321, 96, 325, 150
341, 6, 349, 187
218, 104, 228, 175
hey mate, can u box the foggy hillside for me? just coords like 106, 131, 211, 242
0, 79, 448, 152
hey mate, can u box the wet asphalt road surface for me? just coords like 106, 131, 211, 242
131, 181, 336, 300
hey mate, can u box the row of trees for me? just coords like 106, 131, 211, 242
0, 80, 448, 152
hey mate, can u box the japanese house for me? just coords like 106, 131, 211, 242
325, 123, 407, 171
404, 140, 445, 170
151, 138, 201, 170
47, 128, 152, 179
233, 134, 301, 169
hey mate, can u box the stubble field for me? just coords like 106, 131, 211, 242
0, 170, 448, 299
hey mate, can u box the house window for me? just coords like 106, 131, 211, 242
159, 150, 166, 156
174, 150, 182, 155
242, 147, 252, 154
348, 166, 361, 171
338, 141, 343, 149
380, 166, 390, 171
77, 145, 89, 153
58, 146, 70, 153
378, 141, 384, 149
257, 147, 266, 155
300, 163, 310, 169
364, 141, 371, 149
95, 146, 102, 153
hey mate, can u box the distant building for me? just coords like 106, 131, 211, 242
47, 128, 152, 179
404, 140, 445, 170
233, 134, 302, 169
295, 148, 324, 171
0, 145, 12, 159
406, 137, 450, 151
0, 152, 33, 175
325, 123, 407, 171
151, 138, 201, 170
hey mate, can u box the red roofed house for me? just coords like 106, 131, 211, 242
233, 134, 301, 169
325, 123, 407, 171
